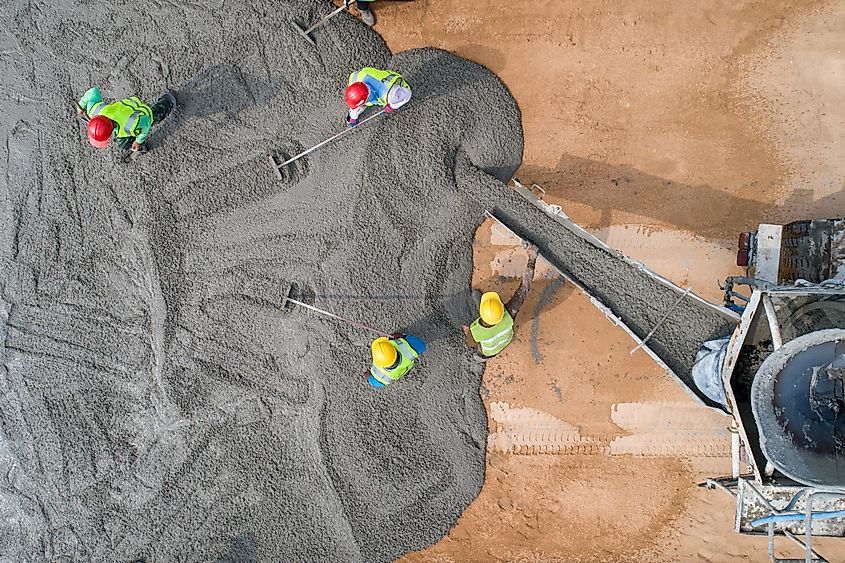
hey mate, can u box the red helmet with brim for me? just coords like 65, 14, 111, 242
87, 115, 114, 149
344, 82, 369, 109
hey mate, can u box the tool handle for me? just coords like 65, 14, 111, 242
75, 103, 90, 123
275, 109, 385, 169
284, 296, 389, 336
630, 287, 692, 354
303, 3, 350, 34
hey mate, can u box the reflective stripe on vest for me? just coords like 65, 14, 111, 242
89, 101, 108, 116
470, 310, 514, 357
370, 338, 419, 385
118, 98, 153, 136
477, 326, 513, 355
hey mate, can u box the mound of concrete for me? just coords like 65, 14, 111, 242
0, 1, 522, 561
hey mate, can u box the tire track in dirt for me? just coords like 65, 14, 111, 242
487, 401, 731, 458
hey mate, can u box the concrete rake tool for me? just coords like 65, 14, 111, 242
293, 0, 353, 46
269, 109, 385, 180
281, 287, 388, 336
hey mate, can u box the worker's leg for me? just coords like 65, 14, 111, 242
357, 0, 375, 26
151, 91, 176, 125
347, 104, 366, 125
505, 245, 539, 319
116, 136, 135, 151
368, 374, 384, 388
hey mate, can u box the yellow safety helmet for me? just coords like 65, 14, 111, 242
371, 337, 398, 368
479, 292, 505, 325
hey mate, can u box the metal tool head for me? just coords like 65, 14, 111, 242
292, 21, 316, 46
268, 141, 307, 183
268, 153, 288, 181
280, 283, 295, 312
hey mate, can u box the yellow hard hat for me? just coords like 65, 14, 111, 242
371, 337, 398, 368
479, 292, 505, 325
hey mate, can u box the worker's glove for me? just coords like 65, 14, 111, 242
346, 115, 357, 128
383, 105, 394, 114
131, 141, 147, 153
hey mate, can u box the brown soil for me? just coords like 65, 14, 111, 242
372, 0, 845, 560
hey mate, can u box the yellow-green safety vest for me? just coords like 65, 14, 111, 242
90, 97, 153, 139
370, 337, 419, 385
347, 67, 409, 107
470, 310, 514, 357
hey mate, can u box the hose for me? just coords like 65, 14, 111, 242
751, 509, 845, 528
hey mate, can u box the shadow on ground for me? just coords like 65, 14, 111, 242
519, 155, 845, 238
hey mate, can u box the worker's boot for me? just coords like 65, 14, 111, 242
472, 352, 490, 363
151, 91, 177, 124
359, 5, 375, 26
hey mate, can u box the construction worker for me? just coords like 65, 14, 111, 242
77, 87, 176, 154
467, 244, 539, 360
367, 333, 426, 388
344, 67, 411, 127
356, 0, 376, 26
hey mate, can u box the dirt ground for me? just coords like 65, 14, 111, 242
372, 0, 845, 561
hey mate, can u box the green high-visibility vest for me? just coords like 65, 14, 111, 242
90, 97, 153, 139
470, 310, 514, 357
347, 67, 409, 107
370, 337, 419, 385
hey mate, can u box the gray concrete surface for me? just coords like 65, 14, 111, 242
0, 1, 521, 561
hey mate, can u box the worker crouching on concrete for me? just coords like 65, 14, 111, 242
367, 333, 426, 388
344, 67, 411, 127
468, 244, 539, 360
77, 87, 176, 154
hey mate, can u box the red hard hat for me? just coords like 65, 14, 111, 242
344, 82, 369, 109
87, 115, 114, 149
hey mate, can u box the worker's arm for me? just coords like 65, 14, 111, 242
77, 87, 102, 115
462, 324, 478, 346
132, 114, 154, 147
348, 106, 366, 122
505, 245, 539, 318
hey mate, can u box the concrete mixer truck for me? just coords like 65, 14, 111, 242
696, 219, 845, 562
494, 182, 845, 562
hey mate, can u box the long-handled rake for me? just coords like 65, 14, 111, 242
269, 109, 385, 180
281, 286, 388, 336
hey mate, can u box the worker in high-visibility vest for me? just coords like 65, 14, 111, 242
467, 244, 539, 360
367, 333, 426, 388
344, 67, 411, 127
77, 87, 176, 154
